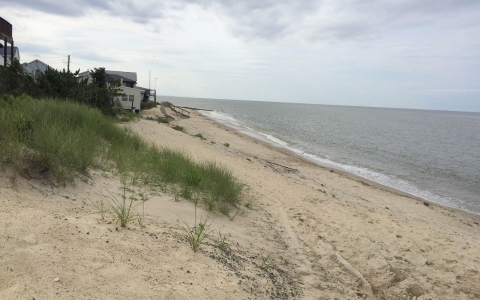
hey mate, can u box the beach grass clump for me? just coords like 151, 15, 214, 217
0, 96, 245, 213
172, 125, 184, 132
140, 100, 159, 110
156, 117, 169, 124
0, 95, 108, 182
194, 133, 206, 140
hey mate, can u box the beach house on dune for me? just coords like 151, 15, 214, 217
22, 59, 51, 79
0, 16, 15, 67
77, 70, 143, 112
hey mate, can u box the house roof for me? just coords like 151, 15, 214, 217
77, 70, 137, 83
22, 59, 51, 76
106, 73, 135, 83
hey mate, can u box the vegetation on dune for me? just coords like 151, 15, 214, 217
0, 59, 123, 115
0, 96, 244, 212
140, 100, 160, 110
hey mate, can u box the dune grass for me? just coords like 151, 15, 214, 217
0, 95, 244, 210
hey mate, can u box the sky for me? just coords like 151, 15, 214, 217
2, 0, 480, 112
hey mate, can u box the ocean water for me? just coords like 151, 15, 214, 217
159, 96, 480, 215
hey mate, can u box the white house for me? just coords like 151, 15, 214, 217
0, 46, 19, 66
22, 59, 50, 79
77, 70, 143, 112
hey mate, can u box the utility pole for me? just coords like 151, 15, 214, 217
154, 78, 157, 102
67, 55, 70, 72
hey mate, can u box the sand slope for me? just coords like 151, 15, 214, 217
1, 107, 479, 299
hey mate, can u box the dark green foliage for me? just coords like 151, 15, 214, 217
156, 117, 169, 124
0, 59, 39, 97
140, 101, 159, 110
172, 125, 184, 131
0, 61, 123, 116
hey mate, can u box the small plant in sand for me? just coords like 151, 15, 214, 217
213, 230, 229, 251
170, 185, 180, 202
259, 251, 273, 272
133, 190, 151, 229
204, 194, 217, 211
180, 200, 214, 252
223, 143, 230, 147
91, 189, 109, 221
172, 125, 184, 132
194, 133, 206, 140
108, 183, 140, 228
94, 180, 150, 228
156, 117, 169, 124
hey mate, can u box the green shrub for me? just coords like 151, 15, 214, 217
156, 117, 169, 124
172, 125, 184, 132
140, 101, 159, 110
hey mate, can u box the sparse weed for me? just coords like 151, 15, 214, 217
204, 194, 217, 211
156, 117, 169, 124
229, 208, 241, 221
170, 185, 180, 202
104, 184, 140, 228
179, 204, 214, 252
214, 230, 229, 251
172, 125, 184, 131
91, 190, 108, 221
180, 184, 193, 200
259, 252, 273, 272
223, 143, 230, 147
195, 133, 206, 140
219, 202, 230, 216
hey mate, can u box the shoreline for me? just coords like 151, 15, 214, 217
197, 109, 480, 220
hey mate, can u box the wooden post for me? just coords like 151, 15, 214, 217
3, 37, 6, 67
11, 40, 13, 61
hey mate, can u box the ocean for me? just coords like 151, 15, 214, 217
159, 96, 480, 215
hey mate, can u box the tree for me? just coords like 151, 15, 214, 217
0, 59, 38, 97
88, 68, 123, 115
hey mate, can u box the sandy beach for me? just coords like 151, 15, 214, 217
1, 106, 479, 299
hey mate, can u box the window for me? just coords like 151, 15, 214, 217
129, 95, 134, 102
122, 95, 127, 101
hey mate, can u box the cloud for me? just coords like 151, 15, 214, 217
5, 0, 480, 42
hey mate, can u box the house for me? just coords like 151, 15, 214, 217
0, 16, 15, 67
77, 70, 143, 112
22, 59, 50, 79
0, 46, 19, 66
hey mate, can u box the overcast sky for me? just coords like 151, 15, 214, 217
3, 0, 480, 111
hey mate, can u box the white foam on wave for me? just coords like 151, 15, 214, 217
200, 109, 473, 213
200, 110, 240, 126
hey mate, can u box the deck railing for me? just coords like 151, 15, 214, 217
0, 17, 13, 41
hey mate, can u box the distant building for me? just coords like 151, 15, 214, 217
77, 70, 143, 112
22, 59, 51, 79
